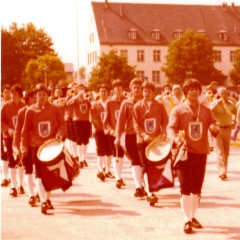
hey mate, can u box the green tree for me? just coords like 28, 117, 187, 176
229, 48, 240, 86
88, 49, 136, 91
22, 54, 66, 89
161, 28, 226, 85
1, 22, 56, 86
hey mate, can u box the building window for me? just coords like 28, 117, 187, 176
174, 29, 183, 39
120, 50, 128, 60
136, 71, 145, 79
129, 29, 137, 39
152, 71, 160, 83
153, 50, 161, 62
90, 34, 91, 43
152, 29, 161, 40
137, 50, 144, 62
92, 33, 94, 43
95, 51, 97, 63
230, 51, 235, 62
213, 50, 222, 62
218, 30, 228, 41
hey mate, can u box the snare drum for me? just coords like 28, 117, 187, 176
145, 137, 171, 168
37, 138, 72, 192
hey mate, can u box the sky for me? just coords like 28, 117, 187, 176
1, 0, 240, 72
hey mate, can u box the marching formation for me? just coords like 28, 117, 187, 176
1, 78, 239, 234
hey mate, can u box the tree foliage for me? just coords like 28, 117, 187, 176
229, 47, 240, 86
88, 49, 136, 91
22, 54, 66, 89
161, 28, 226, 86
1, 22, 56, 86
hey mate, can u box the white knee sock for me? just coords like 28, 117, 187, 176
77, 145, 83, 161
82, 144, 88, 160
143, 173, 151, 197
105, 156, 112, 172
113, 157, 121, 180
35, 178, 46, 202
17, 166, 24, 187
180, 194, 192, 223
1, 160, 9, 180
131, 165, 142, 188
26, 174, 34, 197
191, 194, 200, 219
9, 168, 17, 188
97, 156, 104, 172
71, 141, 78, 158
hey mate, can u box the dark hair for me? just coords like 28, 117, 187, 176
162, 84, 172, 91
2, 84, 11, 94
112, 79, 123, 88
129, 78, 143, 90
24, 90, 35, 104
34, 83, 49, 95
142, 82, 155, 92
98, 84, 109, 92
10, 84, 23, 98
182, 79, 202, 96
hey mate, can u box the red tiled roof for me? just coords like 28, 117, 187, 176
92, 2, 240, 46
64, 63, 74, 72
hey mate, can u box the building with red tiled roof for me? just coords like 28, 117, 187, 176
85, 1, 240, 86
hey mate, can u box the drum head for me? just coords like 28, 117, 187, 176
145, 137, 171, 163
37, 138, 64, 162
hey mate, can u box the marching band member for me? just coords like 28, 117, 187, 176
1, 84, 11, 187
115, 78, 146, 197
67, 83, 91, 168
12, 90, 37, 205
167, 79, 219, 234
1, 84, 26, 197
91, 84, 113, 181
133, 82, 168, 205
21, 84, 66, 214
103, 79, 127, 188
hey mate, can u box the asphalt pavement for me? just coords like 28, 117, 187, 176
1, 138, 240, 240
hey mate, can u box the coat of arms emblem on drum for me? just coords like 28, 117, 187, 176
115, 110, 120, 120
12, 116, 18, 128
80, 103, 87, 114
144, 118, 156, 134
188, 122, 202, 141
38, 121, 50, 137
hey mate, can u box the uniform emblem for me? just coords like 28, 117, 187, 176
38, 121, 50, 138
144, 118, 156, 134
12, 116, 18, 128
115, 110, 120, 120
80, 104, 87, 114
188, 122, 202, 141
100, 111, 106, 122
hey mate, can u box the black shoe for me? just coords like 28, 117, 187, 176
220, 174, 227, 180
147, 194, 158, 206
134, 187, 146, 198
1, 179, 10, 187
80, 162, 84, 168
10, 188, 17, 197
35, 193, 40, 202
116, 179, 122, 189
184, 221, 193, 234
28, 196, 36, 206
18, 186, 25, 194
74, 157, 79, 162
105, 172, 115, 178
120, 179, 126, 186
46, 199, 54, 209
192, 218, 203, 228
41, 202, 47, 214
97, 172, 105, 181
83, 160, 88, 167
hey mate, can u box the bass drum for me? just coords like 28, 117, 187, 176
37, 138, 72, 192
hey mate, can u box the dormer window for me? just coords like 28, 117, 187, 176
197, 30, 206, 35
129, 28, 137, 39
218, 30, 228, 41
174, 29, 183, 39
152, 29, 161, 40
